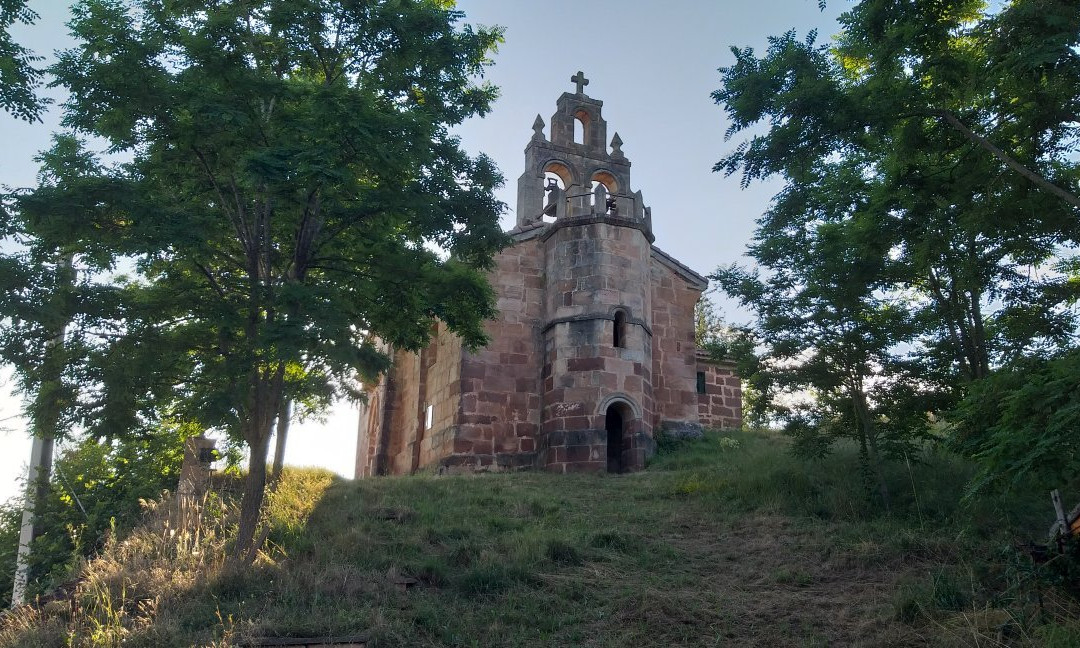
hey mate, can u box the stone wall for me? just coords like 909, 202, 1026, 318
649, 257, 704, 428
697, 359, 742, 429
539, 219, 655, 473
384, 350, 421, 474
354, 376, 385, 477
451, 234, 545, 471
414, 322, 464, 470
538, 320, 654, 472
354, 323, 464, 476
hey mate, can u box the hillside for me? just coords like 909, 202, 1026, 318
2, 429, 1077, 647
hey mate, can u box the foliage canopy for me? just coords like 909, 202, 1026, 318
0, 0, 47, 121
712, 0, 1080, 498
2, 0, 509, 559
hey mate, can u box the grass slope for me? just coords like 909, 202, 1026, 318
2, 429, 1077, 647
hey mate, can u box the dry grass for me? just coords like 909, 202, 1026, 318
1, 430, 1077, 647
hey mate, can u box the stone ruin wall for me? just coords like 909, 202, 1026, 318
383, 351, 420, 474
354, 374, 384, 477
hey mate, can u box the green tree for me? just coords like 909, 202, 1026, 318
0, 137, 93, 449
693, 296, 730, 349
712, 160, 932, 505
694, 297, 762, 426
0, 0, 47, 121
0, 501, 20, 606
715, 0, 1080, 387
18, 0, 507, 561
0, 135, 98, 607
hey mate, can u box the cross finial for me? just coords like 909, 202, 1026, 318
571, 71, 589, 95
532, 114, 545, 140
610, 132, 624, 157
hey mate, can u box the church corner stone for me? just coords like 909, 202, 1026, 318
355, 73, 742, 478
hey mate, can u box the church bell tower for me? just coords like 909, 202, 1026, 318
517, 72, 658, 473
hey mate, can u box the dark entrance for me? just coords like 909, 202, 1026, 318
605, 404, 625, 473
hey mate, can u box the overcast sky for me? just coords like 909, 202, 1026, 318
0, 0, 847, 503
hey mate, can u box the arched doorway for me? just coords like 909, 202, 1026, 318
605, 403, 627, 473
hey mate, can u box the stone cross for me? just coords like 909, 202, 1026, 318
571, 71, 589, 95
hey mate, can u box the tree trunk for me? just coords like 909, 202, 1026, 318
851, 383, 891, 511
233, 429, 271, 564
231, 359, 286, 564
864, 427, 891, 511
271, 398, 291, 484
926, 267, 971, 379
967, 283, 989, 379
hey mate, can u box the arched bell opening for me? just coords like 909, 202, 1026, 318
573, 109, 591, 145
590, 171, 620, 214
542, 161, 573, 222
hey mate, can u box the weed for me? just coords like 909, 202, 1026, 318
652, 428, 691, 456
453, 563, 537, 597
1035, 621, 1080, 647
673, 473, 709, 496
717, 436, 741, 450
929, 567, 970, 611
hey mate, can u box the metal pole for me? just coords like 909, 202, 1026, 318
10, 253, 73, 608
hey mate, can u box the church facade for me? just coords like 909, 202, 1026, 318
354, 74, 740, 477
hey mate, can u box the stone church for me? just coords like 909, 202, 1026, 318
354, 73, 741, 477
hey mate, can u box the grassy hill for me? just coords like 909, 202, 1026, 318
2, 429, 1077, 647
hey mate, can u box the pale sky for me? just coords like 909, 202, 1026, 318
0, 0, 846, 503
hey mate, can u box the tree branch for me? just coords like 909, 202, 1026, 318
930, 109, 1080, 210
193, 261, 230, 302
190, 147, 253, 251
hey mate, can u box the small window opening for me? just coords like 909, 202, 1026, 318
573, 117, 585, 144
696, 372, 707, 395
424, 404, 433, 430
613, 310, 627, 348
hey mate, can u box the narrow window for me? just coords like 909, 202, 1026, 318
613, 310, 627, 348
696, 372, 707, 395
574, 117, 585, 144
425, 404, 433, 430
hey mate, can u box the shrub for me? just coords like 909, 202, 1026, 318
951, 348, 1080, 496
